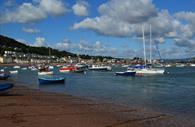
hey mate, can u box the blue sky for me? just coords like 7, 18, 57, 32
0, 0, 195, 59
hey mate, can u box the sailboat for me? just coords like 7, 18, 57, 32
128, 25, 165, 75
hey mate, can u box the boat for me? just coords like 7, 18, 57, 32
75, 63, 88, 70
59, 65, 76, 73
38, 77, 65, 84
0, 69, 4, 72
9, 70, 18, 74
74, 67, 86, 73
31, 67, 38, 71
89, 65, 112, 71
129, 25, 165, 75
13, 66, 20, 69
38, 71, 53, 75
190, 63, 195, 67
115, 70, 136, 76
176, 63, 185, 67
38, 65, 53, 75
165, 64, 171, 67
48, 66, 54, 70
0, 83, 14, 94
0, 73, 10, 80
21, 67, 27, 70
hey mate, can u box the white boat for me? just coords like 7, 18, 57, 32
130, 25, 165, 75
21, 67, 27, 70
89, 65, 112, 71
122, 65, 129, 68
9, 70, 18, 74
38, 71, 53, 75
190, 63, 195, 67
176, 63, 185, 67
0, 69, 4, 72
49, 66, 54, 70
13, 66, 20, 69
136, 68, 165, 74
165, 64, 171, 67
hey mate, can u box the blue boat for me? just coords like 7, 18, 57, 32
0, 83, 14, 93
38, 77, 65, 84
115, 71, 136, 76
0, 73, 10, 80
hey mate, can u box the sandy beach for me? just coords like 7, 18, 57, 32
0, 81, 195, 127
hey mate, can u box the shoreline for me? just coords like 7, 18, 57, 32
0, 81, 195, 127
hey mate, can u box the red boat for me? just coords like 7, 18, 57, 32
59, 65, 77, 73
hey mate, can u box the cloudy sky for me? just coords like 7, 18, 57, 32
0, 0, 195, 59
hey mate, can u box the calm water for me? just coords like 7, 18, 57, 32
2, 66, 195, 119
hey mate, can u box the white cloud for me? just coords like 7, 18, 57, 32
73, 0, 195, 57
56, 39, 72, 50
34, 37, 46, 47
72, 0, 89, 16
22, 27, 39, 33
0, 0, 68, 24
98, 0, 157, 23
39, 0, 66, 15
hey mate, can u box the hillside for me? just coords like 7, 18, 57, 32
0, 35, 114, 60
0, 35, 77, 57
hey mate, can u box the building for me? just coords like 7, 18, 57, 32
0, 56, 13, 63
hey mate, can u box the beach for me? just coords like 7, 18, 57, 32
0, 81, 194, 127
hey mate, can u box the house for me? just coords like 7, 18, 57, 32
0, 56, 13, 63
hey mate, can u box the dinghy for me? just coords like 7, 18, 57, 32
38, 71, 53, 75
38, 77, 65, 84
9, 70, 18, 74
0, 73, 10, 80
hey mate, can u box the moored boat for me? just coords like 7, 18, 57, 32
0, 73, 10, 80
89, 65, 112, 71
38, 77, 65, 84
59, 65, 76, 73
9, 70, 18, 74
0, 83, 14, 94
38, 71, 53, 75
115, 70, 136, 76
189, 63, 195, 67
13, 66, 20, 69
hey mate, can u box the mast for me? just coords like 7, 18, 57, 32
142, 25, 146, 66
49, 47, 51, 56
149, 24, 152, 64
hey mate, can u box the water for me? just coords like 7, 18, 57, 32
1, 66, 195, 119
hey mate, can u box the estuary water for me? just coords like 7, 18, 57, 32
2, 66, 195, 119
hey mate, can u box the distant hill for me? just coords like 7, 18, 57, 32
0, 35, 114, 60
0, 35, 76, 57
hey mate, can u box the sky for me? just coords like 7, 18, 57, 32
0, 0, 195, 59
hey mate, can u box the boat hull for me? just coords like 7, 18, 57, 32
0, 73, 10, 80
115, 71, 136, 76
38, 78, 65, 84
136, 68, 165, 74
0, 83, 14, 94
38, 71, 53, 75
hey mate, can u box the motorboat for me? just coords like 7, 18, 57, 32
89, 65, 112, 71
9, 70, 18, 74
59, 65, 76, 73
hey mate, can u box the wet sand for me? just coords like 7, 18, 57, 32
0, 82, 194, 127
